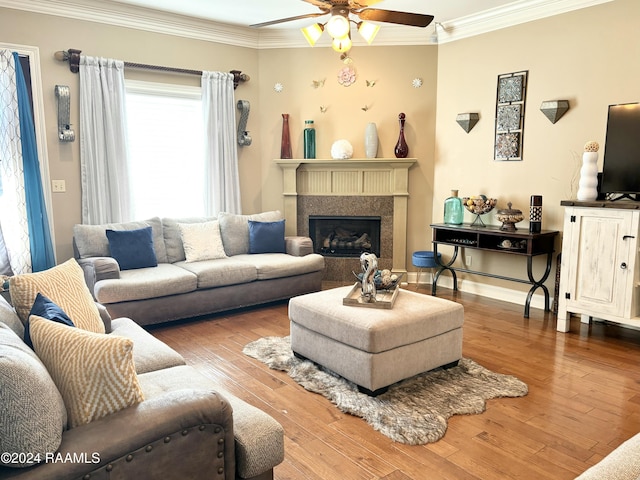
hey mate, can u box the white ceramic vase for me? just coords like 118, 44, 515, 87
364, 122, 378, 158
577, 151, 599, 201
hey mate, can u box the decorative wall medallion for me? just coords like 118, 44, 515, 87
274, 82, 284, 93
494, 71, 528, 161
495, 132, 521, 159
412, 78, 423, 88
496, 104, 521, 131
498, 75, 524, 103
338, 66, 357, 87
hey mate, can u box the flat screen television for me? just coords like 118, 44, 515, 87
600, 102, 640, 201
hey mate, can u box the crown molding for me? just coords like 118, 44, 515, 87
0, 0, 613, 48
0, 0, 260, 48
436, 0, 613, 44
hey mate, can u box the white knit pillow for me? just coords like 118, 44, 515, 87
178, 221, 227, 262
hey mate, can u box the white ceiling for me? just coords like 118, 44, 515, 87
1, 0, 612, 46
106, 0, 516, 30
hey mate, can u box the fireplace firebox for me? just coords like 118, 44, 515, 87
309, 216, 381, 258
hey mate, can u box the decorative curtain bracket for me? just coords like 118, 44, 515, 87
54, 85, 75, 142
237, 100, 252, 146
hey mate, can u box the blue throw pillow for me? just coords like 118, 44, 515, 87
24, 293, 75, 349
248, 220, 286, 254
106, 226, 158, 270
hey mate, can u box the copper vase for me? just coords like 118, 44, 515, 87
280, 113, 292, 159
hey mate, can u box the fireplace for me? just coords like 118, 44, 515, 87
275, 157, 417, 282
309, 216, 381, 258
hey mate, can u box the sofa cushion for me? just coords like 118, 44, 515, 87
24, 293, 75, 349
94, 263, 197, 304
74, 217, 168, 264
0, 322, 67, 468
218, 211, 283, 256
106, 226, 158, 270
248, 220, 286, 254
162, 216, 216, 264
30, 315, 145, 429
9, 258, 105, 334
110, 317, 186, 374
233, 253, 325, 280
176, 257, 258, 289
0, 295, 24, 339
179, 221, 227, 262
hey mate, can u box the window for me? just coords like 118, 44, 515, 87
125, 80, 205, 219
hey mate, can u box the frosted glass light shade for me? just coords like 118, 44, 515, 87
301, 23, 324, 46
332, 36, 352, 53
327, 14, 350, 39
358, 21, 380, 44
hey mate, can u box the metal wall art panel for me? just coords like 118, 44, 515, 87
494, 71, 528, 161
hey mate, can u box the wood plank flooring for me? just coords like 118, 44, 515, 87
149, 285, 640, 479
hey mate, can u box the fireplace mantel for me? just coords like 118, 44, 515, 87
275, 157, 417, 273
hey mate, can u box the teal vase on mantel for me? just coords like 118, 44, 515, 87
444, 189, 464, 225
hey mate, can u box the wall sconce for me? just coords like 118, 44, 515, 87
54, 85, 75, 142
540, 100, 570, 124
456, 113, 479, 133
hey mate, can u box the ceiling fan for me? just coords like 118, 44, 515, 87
251, 0, 434, 52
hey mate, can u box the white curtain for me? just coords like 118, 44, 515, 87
79, 56, 132, 224
201, 71, 241, 215
0, 49, 30, 274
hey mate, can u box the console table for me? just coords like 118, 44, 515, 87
430, 223, 559, 318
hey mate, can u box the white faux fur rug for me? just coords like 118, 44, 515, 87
243, 335, 528, 445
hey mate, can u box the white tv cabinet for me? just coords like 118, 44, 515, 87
557, 200, 640, 332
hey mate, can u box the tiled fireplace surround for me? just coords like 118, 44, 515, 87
275, 158, 416, 282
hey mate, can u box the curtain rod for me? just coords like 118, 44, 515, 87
54, 49, 249, 89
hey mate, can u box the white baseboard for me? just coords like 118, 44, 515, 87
406, 272, 551, 312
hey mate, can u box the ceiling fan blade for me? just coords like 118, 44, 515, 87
356, 9, 434, 28
251, 12, 328, 28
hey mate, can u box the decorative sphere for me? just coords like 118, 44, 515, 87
331, 139, 354, 159
584, 141, 599, 152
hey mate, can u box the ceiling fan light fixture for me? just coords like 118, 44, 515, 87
357, 21, 380, 44
301, 23, 324, 46
332, 35, 352, 53
326, 13, 350, 40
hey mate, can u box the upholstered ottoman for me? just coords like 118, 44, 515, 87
289, 285, 464, 395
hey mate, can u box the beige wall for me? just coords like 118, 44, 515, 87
432, 0, 640, 295
256, 45, 438, 262
1, 7, 260, 261
2, 0, 639, 303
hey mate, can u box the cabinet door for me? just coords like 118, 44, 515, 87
568, 209, 637, 317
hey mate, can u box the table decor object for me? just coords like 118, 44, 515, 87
496, 202, 524, 231
462, 195, 498, 226
576, 141, 599, 201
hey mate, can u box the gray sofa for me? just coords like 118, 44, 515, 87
0, 294, 284, 480
73, 211, 325, 326
575, 433, 640, 479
